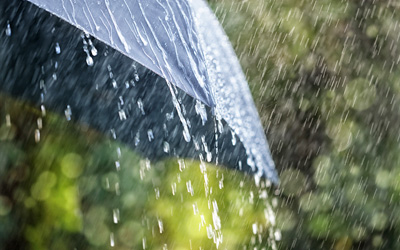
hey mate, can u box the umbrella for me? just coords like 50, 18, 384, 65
0, 0, 278, 183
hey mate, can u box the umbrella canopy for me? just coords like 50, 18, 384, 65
0, 0, 278, 182
27, 0, 215, 107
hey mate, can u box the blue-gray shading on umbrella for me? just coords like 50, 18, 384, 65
27, 0, 215, 107
1, 0, 278, 183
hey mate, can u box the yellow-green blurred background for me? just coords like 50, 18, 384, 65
0, 95, 276, 249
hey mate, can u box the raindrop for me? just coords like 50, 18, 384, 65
183, 128, 191, 142
86, 55, 94, 66
171, 182, 176, 195
134, 132, 140, 146
115, 183, 120, 196
231, 131, 237, 145
132, 64, 140, 81
252, 223, 258, 234
37, 118, 42, 129
105, 178, 110, 190
165, 111, 174, 120
91, 46, 98, 56
115, 161, 120, 171
64, 105, 72, 121
186, 180, 194, 196
206, 224, 214, 239
193, 203, 199, 215
55, 42, 61, 54
5, 21, 11, 36
5, 114, 11, 127
34, 129, 40, 143
118, 110, 126, 120
137, 99, 145, 115
154, 187, 160, 199
178, 159, 185, 171
195, 100, 207, 125
112, 209, 119, 224
40, 105, 46, 116
110, 129, 117, 139
142, 237, 146, 249
158, 219, 164, 233
147, 129, 154, 142
274, 230, 282, 241
110, 232, 115, 247
134, 72, 140, 82
112, 79, 117, 88
163, 141, 170, 153
219, 175, 224, 189
212, 200, 221, 230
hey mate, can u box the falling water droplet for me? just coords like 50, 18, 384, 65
41, 105, 46, 116
183, 128, 191, 142
134, 73, 140, 82
91, 46, 98, 56
147, 129, 154, 142
115, 161, 120, 171
5, 22, 11, 36
112, 209, 120, 224
37, 118, 42, 129
231, 131, 237, 145
154, 187, 160, 199
274, 230, 282, 241
110, 233, 115, 247
171, 182, 176, 195
118, 110, 126, 120
158, 219, 164, 233
195, 100, 208, 125
34, 129, 40, 143
142, 237, 146, 249
5, 114, 11, 127
134, 132, 140, 146
206, 224, 214, 239
115, 182, 120, 196
252, 223, 258, 234
163, 141, 170, 153
86, 55, 94, 66
55, 43, 61, 54
112, 79, 118, 88
64, 105, 72, 121
193, 203, 199, 215
137, 99, 145, 115
186, 180, 194, 196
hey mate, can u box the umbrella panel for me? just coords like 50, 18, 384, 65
0, 0, 259, 176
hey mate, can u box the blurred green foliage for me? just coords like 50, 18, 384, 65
208, 0, 400, 249
0, 95, 276, 249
